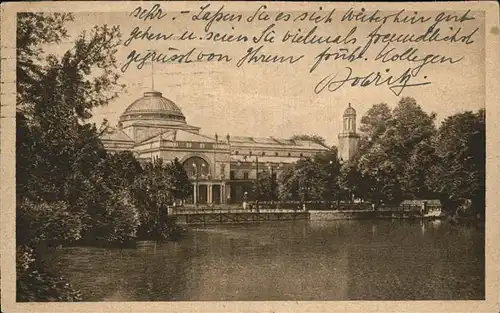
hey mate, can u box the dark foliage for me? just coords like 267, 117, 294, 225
16, 13, 192, 302
281, 98, 485, 217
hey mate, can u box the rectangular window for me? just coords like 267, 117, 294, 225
230, 171, 235, 180
243, 172, 249, 180
200, 143, 205, 149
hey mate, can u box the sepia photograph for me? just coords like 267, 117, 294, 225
1, 1, 499, 311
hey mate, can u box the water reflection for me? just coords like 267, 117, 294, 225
52, 220, 484, 301
430, 219, 442, 228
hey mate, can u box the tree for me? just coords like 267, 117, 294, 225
17, 200, 84, 247
278, 157, 326, 202
352, 98, 437, 204
104, 151, 143, 187
339, 161, 373, 203
312, 150, 342, 203
16, 12, 125, 301
386, 97, 437, 199
277, 150, 341, 204
403, 138, 438, 199
16, 12, 124, 210
359, 103, 392, 142
131, 157, 190, 239
97, 190, 140, 244
278, 166, 299, 201
427, 109, 485, 217
166, 158, 193, 201
356, 142, 402, 204
18, 13, 123, 121
253, 170, 276, 201
17, 13, 74, 110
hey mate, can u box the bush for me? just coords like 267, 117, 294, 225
17, 200, 84, 246
16, 245, 83, 302
95, 189, 140, 245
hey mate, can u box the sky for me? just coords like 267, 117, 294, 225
51, 5, 485, 147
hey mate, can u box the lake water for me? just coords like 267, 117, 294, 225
50, 219, 484, 301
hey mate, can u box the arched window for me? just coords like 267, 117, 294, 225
183, 156, 210, 177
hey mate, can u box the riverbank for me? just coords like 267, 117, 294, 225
308, 210, 443, 220
171, 208, 445, 226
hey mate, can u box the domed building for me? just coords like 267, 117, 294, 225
118, 91, 201, 142
101, 90, 358, 205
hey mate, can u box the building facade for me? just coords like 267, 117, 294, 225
101, 90, 359, 204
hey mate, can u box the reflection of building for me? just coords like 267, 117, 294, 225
338, 103, 360, 162
101, 90, 358, 204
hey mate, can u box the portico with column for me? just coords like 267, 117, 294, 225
180, 151, 231, 205
191, 182, 226, 205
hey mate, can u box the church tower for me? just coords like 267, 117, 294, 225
338, 103, 360, 162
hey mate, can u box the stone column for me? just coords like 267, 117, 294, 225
208, 184, 212, 204
225, 184, 231, 204
220, 184, 225, 205
193, 182, 197, 205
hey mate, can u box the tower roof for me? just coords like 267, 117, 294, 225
343, 103, 356, 116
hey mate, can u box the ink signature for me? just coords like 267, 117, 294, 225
314, 66, 431, 96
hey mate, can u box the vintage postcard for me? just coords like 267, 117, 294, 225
1, 1, 499, 312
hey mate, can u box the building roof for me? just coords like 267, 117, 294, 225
139, 129, 217, 145
292, 140, 328, 149
120, 91, 186, 121
175, 130, 216, 143
100, 127, 134, 142
230, 136, 327, 150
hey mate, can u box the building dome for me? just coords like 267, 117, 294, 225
343, 103, 356, 116
119, 91, 186, 124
